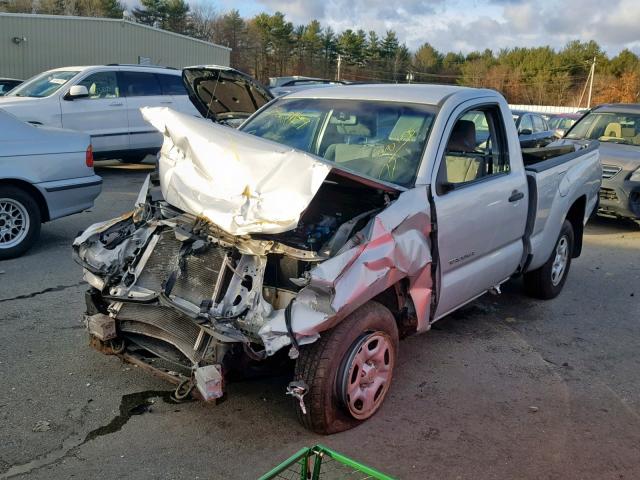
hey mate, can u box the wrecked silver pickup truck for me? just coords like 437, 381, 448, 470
74, 82, 601, 434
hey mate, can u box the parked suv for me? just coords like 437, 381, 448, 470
0, 65, 200, 162
559, 103, 640, 223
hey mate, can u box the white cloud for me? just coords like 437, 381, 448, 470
238, 0, 640, 55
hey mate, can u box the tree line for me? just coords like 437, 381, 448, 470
2, 0, 639, 106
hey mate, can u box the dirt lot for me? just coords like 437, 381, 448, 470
1, 162, 639, 479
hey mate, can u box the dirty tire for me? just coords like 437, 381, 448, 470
0, 185, 41, 260
524, 219, 574, 299
293, 301, 399, 434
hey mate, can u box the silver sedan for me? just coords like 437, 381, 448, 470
0, 109, 102, 259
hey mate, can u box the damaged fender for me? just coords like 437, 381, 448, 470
260, 187, 433, 353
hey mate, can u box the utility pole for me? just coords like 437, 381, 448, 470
336, 55, 342, 81
587, 57, 596, 109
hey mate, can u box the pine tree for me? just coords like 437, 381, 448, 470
132, 0, 165, 28
99, 0, 123, 18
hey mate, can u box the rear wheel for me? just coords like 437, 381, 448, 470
0, 186, 41, 260
524, 219, 574, 299
293, 301, 398, 434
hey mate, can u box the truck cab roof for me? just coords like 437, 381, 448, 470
285, 83, 500, 107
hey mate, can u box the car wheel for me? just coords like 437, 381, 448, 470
292, 301, 399, 434
524, 219, 574, 299
0, 186, 42, 260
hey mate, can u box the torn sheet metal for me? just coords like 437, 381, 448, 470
141, 107, 332, 235
73, 212, 156, 277
259, 187, 433, 351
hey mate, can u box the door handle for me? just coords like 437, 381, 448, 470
109, 102, 123, 107
160, 101, 173, 104
509, 190, 525, 202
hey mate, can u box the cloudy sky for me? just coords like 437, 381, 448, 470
209, 0, 640, 55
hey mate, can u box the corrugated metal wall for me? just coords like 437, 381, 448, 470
0, 13, 231, 79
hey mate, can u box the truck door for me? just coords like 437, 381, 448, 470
432, 103, 528, 318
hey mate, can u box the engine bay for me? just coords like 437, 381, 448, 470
74, 171, 397, 385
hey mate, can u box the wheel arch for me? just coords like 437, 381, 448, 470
0, 179, 50, 222
372, 280, 416, 337
565, 195, 586, 258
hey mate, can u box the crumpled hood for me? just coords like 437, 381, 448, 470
142, 107, 332, 236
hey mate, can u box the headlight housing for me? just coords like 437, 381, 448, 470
630, 166, 640, 182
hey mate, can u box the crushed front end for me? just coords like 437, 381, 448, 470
74, 107, 434, 402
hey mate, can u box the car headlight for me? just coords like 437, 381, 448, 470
631, 166, 640, 182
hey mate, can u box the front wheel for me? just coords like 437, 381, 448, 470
524, 219, 574, 299
292, 301, 399, 434
0, 186, 42, 260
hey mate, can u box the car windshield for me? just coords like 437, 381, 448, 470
241, 98, 436, 187
566, 111, 640, 145
8, 70, 78, 98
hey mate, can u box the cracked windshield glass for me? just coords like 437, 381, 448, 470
241, 98, 436, 187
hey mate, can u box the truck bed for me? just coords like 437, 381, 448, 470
523, 141, 600, 272
522, 142, 596, 171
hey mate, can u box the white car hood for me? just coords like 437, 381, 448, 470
142, 107, 332, 236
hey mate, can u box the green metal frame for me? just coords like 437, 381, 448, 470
259, 444, 395, 480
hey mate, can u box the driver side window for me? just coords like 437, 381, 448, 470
519, 115, 533, 134
77, 71, 119, 100
441, 107, 509, 187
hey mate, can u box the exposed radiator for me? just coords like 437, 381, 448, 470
172, 245, 228, 306
135, 230, 229, 307
135, 230, 182, 292
117, 302, 208, 364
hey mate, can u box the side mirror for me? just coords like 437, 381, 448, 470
519, 128, 532, 136
554, 128, 566, 138
67, 85, 89, 100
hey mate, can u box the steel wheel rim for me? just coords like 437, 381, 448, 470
551, 235, 569, 286
0, 198, 30, 249
339, 331, 395, 420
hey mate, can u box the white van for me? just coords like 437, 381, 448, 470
0, 65, 200, 162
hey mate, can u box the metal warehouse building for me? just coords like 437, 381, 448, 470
0, 13, 231, 80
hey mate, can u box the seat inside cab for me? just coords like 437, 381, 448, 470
444, 119, 484, 183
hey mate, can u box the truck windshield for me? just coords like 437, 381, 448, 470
8, 70, 79, 98
241, 98, 436, 187
566, 111, 640, 145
